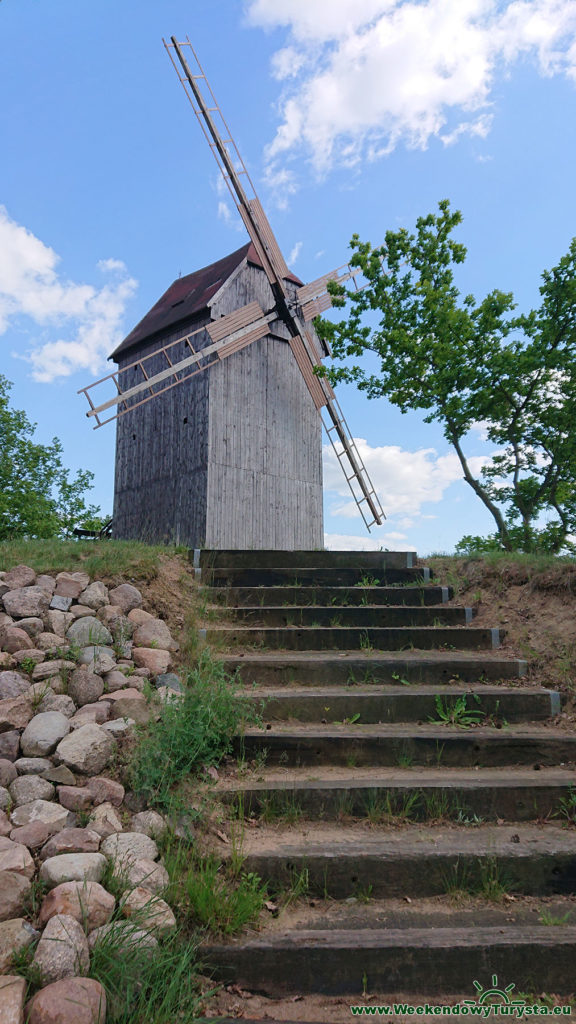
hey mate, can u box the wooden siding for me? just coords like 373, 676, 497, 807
113, 257, 323, 549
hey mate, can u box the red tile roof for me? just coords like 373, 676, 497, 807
111, 242, 302, 360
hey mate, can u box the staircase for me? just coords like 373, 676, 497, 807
197, 549, 576, 1004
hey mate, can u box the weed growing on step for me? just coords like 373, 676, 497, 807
443, 857, 512, 902
539, 908, 573, 926
392, 671, 411, 686
280, 866, 310, 907
258, 791, 304, 824
177, 852, 267, 935
354, 882, 374, 904
430, 692, 485, 728
361, 789, 420, 825
129, 650, 261, 808
554, 787, 576, 825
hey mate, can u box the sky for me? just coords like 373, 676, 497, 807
1, 0, 575, 554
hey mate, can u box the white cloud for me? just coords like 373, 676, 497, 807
324, 532, 416, 550
0, 206, 137, 383
246, 0, 576, 178
323, 438, 492, 517
289, 240, 303, 264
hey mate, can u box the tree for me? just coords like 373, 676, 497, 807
0, 374, 102, 540
316, 200, 576, 554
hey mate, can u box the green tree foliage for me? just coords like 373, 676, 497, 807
0, 374, 102, 540
317, 201, 576, 553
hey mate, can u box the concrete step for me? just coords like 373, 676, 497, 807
202, 567, 432, 588
198, 549, 417, 570
203, 920, 576, 996
222, 823, 576, 898
237, 723, 576, 768
218, 766, 575, 822
226, 605, 475, 627
207, 584, 453, 607
222, 652, 528, 687
208, 625, 501, 652
251, 685, 560, 723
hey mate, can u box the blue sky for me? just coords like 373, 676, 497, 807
1, 0, 575, 554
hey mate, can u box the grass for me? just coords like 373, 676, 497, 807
554, 787, 576, 825
128, 649, 261, 809
0, 537, 186, 580
539, 908, 573, 926
176, 853, 267, 935
444, 856, 512, 903
430, 692, 485, 728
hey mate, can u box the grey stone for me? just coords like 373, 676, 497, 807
107, 584, 142, 614
41, 765, 76, 785
16, 617, 44, 638
68, 668, 104, 707
122, 857, 169, 894
121, 886, 176, 935
100, 831, 158, 865
36, 632, 68, 652
0, 672, 29, 700
15, 757, 52, 775
21, 712, 70, 757
66, 617, 112, 648
155, 672, 184, 693
78, 583, 109, 611
0, 871, 31, 921
0, 787, 9, 811
33, 913, 89, 983
103, 669, 130, 692
0, 732, 19, 762
34, 694, 76, 719
10, 799, 69, 833
55, 725, 116, 775
87, 803, 123, 839
0, 918, 39, 972
40, 853, 107, 888
0, 759, 17, 787
131, 810, 168, 838
133, 617, 179, 652
3, 587, 49, 619
50, 594, 73, 612
32, 660, 75, 682
78, 647, 116, 675
9, 774, 54, 806
100, 718, 134, 738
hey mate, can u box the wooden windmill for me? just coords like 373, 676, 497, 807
79, 37, 384, 550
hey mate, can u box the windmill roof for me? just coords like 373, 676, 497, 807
110, 242, 302, 361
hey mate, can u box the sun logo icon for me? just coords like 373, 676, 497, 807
463, 975, 527, 1010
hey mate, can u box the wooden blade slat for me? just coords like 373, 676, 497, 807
248, 198, 291, 281
217, 323, 269, 359
289, 335, 327, 410
297, 269, 343, 305
301, 291, 335, 321
207, 301, 264, 343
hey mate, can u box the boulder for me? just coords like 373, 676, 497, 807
85, 777, 124, 807
0, 673, 29, 700
36, 633, 68, 652
127, 608, 154, 625
155, 672, 184, 694
47, 610, 75, 638
132, 617, 178, 652
69, 705, 110, 730
9, 821, 52, 849
25, 977, 106, 1024
0, 974, 26, 1024
56, 571, 90, 595
0, 838, 35, 878
0, 695, 33, 732
78, 584, 109, 611
130, 810, 168, 838
110, 697, 151, 725
102, 669, 130, 693
0, 918, 39, 972
40, 828, 101, 860
132, 647, 171, 675
57, 787, 92, 812
70, 605, 95, 619
4, 566, 36, 590
36, 575, 56, 595
55, 725, 116, 776
49, 595, 73, 613
9, 774, 54, 806
0, 628, 34, 654
77, 648, 116, 675
3, 587, 50, 620
101, 719, 134, 739
15, 757, 52, 775
121, 886, 176, 935
0, 787, 9, 812
0, 811, 11, 837
0, 733, 19, 762
32, 661, 72, 683
41, 765, 76, 786
67, 668, 104, 708
15, 617, 44, 638
100, 831, 158, 866
0, 759, 17, 788
119, 857, 168, 894
108, 584, 142, 614
39, 881, 114, 933
39, 853, 107, 889
0, 871, 31, 922
66, 617, 112, 648
10, 800, 68, 834
87, 803, 123, 839
21, 712, 70, 757
39, 695, 76, 719
33, 913, 89, 984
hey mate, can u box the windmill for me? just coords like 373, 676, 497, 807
79, 37, 385, 549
